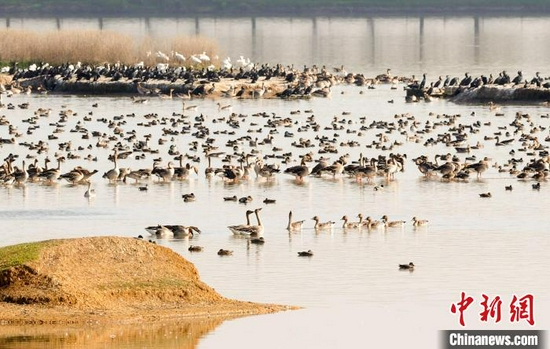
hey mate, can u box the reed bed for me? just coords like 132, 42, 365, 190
0, 29, 220, 67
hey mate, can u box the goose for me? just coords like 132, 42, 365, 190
365, 216, 383, 230
234, 208, 264, 236
312, 216, 334, 230
158, 88, 174, 99
466, 157, 489, 178
74, 167, 99, 182
298, 250, 314, 257
84, 182, 96, 198
341, 215, 361, 229
12, 161, 28, 185
320, 161, 344, 178
152, 161, 175, 182
217, 102, 232, 111
287, 211, 304, 231
60, 168, 85, 184
399, 262, 415, 270
38, 157, 64, 183
228, 209, 254, 235
284, 158, 310, 181
145, 225, 201, 238
381, 215, 406, 228
102, 148, 120, 183
172, 225, 201, 238
412, 217, 429, 227
174, 158, 198, 180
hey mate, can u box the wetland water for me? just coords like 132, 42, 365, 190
1, 16, 550, 349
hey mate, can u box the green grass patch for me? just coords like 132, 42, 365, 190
0, 240, 59, 271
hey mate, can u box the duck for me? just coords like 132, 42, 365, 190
287, 211, 305, 231
84, 182, 96, 198
188, 245, 203, 252
479, 192, 491, 198
250, 237, 265, 244
312, 216, 334, 230
381, 215, 406, 228
505, 185, 513, 191
218, 249, 233, 256
263, 198, 276, 204
182, 193, 196, 202
224, 195, 238, 201
412, 217, 429, 227
239, 195, 253, 204
298, 250, 314, 257
399, 262, 415, 270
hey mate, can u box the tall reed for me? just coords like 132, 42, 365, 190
0, 29, 220, 67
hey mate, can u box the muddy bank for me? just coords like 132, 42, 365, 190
450, 85, 550, 104
0, 237, 291, 325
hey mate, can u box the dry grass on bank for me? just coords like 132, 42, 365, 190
0, 29, 220, 67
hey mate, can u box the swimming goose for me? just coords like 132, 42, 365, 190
341, 215, 361, 229
145, 225, 201, 238
228, 210, 254, 235
365, 216, 383, 230
287, 211, 304, 231
412, 217, 429, 227
381, 215, 406, 228
312, 216, 334, 230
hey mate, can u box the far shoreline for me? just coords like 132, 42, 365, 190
2, 6, 550, 18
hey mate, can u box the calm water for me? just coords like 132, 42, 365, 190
1, 16, 550, 349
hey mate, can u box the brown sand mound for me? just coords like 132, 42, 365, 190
0, 237, 289, 324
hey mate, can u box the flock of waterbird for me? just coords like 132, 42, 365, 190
2, 62, 550, 268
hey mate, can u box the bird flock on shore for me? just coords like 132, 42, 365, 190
1, 63, 549, 268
